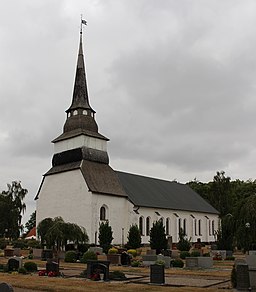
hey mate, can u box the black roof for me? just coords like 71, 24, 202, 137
116, 171, 219, 214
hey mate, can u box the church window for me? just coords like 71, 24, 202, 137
83, 110, 87, 115
73, 110, 78, 116
194, 219, 197, 235
146, 217, 151, 236
209, 220, 211, 236
183, 219, 187, 235
139, 216, 144, 236
166, 218, 170, 235
212, 220, 215, 235
100, 206, 106, 221
178, 218, 182, 233
198, 219, 202, 236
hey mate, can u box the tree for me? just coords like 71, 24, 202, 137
98, 221, 113, 253
37, 217, 89, 251
25, 211, 36, 234
176, 228, 191, 251
149, 220, 168, 254
0, 181, 28, 239
127, 224, 141, 249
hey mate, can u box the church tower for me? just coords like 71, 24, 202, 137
36, 23, 127, 243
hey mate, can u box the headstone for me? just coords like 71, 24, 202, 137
236, 264, 250, 290
185, 257, 213, 269
246, 254, 256, 270
87, 260, 110, 281
171, 250, 179, 259
150, 264, 165, 284
121, 252, 131, 266
13, 248, 21, 257
106, 254, 121, 265
0, 283, 14, 292
147, 249, 156, 255
41, 249, 53, 260
249, 250, 256, 256
4, 248, 14, 257
33, 248, 43, 259
46, 259, 59, 274
7, 257, 23, 271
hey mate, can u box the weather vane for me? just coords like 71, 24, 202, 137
80, 14, 87, 34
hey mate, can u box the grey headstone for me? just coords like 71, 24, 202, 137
150, 264, 165, 284
236, 264, 250, 290
0, 282, 14, 292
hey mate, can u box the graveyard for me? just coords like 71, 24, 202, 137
1, 247, 253, 292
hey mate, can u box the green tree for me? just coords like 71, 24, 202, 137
25, 211, 36, 234
98, 221, 113, 253
37, 217, 88, 251
176, 228, 191, 251
216, 214, 234, 250
0, 181, 28, 239
127, 224, 141, 249
149, 220, 168, 254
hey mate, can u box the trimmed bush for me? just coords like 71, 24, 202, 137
65, 250, 77, 263
18, 267, 27, 274
171, 259, 184, 268
155, 260, 165, 266
226, 256, 235, 261
190, 251, 201, 257
12, 239, 28, 249
108, 247, 118, 254
109, 270, 126, 280
81, 251, 97, 263
127, 249, 137, 257
24, 261, 38, 272
180, 251, 190, 259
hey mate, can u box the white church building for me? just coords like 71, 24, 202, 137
36, 28, 219, 246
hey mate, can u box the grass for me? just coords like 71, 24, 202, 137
0, 256, 234, 291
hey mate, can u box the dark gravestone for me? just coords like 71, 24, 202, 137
236, 264, 250, 290
7, 258, 20, 271
46, 260, 59, 274
0, 283, 14, 292
150, 264, 165, 285
87, 260, 110, 281
121, 252, 131, 266
41, 249, 53, 260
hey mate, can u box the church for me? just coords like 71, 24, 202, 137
35, 26, 219, 246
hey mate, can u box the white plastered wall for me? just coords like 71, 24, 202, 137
36, 169, 93, 241
54, 135, 107, 154
127, 205, 219, 244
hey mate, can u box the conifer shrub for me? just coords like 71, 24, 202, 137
65, 250, 77, 263
18, 267, 27, 274
190, 251, 201, 257
180, 251, 191, 259
81, 251, 97, 263
24, 261, 38, 272
171, 259, 184, 268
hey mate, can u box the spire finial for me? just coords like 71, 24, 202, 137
80, 15, 87, 35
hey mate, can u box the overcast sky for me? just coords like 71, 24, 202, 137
1, 0, 256, 224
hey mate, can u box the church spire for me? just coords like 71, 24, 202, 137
63, 21, 98, 133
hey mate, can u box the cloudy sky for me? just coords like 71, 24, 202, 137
1, 0, 256, 224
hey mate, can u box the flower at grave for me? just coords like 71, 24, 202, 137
38, 270, 48, 276
48, 271, 58, 277
89, 273, 100, 281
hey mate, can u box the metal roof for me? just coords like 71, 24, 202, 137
116, 171, 219, 214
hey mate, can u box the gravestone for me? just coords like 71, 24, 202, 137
0, 283, 14, 292
150, 264, 165, 284
186, 257, 213, 269
4, 248, 14, 257
121, 252, 131, 266
236, 264, 250, 290
41, 249, 53, 260
87, 260, 110, 281
46, 259, 59, 274
7, 257, 22, 271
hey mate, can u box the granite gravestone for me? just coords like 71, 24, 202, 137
150, 264, 165, 284
7, 257, 22, 271
0, 282, 14, 292
236, 264, 250, 290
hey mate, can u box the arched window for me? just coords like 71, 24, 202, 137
183, 219, 187, 235
166, 218, 170, 235
198, 219, 202, 236
194, 219, 197, 235
139, 216, 144, 236
146, 217, 151, 236
178, 218, 182, 233
209, 220, 211, 236
100, 206, 106, 221
212, 220, 215, 235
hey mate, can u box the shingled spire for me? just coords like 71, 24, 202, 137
63, 26, 98, 134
